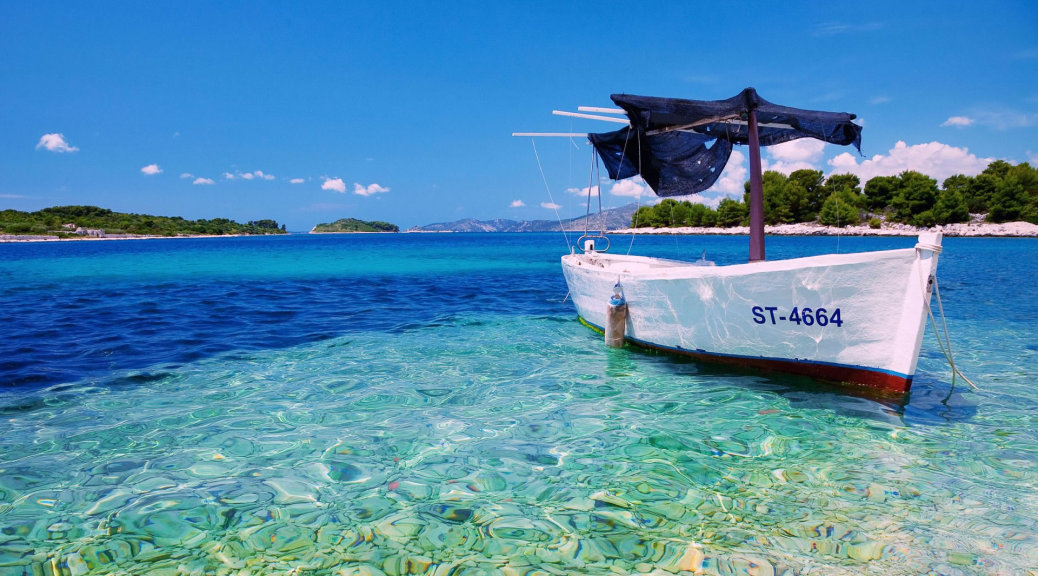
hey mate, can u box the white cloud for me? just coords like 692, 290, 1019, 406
141, 164, 162, 175
812, 21, 882, 37
322, 178, 347, 193
705, 149, 747, 198
193, 177, 215, 185
763, 140, 827, 174
36, 133, 79, 153
224, 170, 275, 181
510, 200, 525, 208
609, 177, 652, 198
1, 193, 26, 199
768, 139, 826, 164
353, 182, 389, 196
597, 150, 747, 207
566, 185, 600, 197
180, 172, 193, 179
829, 140, 993, 183
972, 108, 1038, 130
942, 116, 974, 128
941, 107, 1037, 131
541, 202, 561, 210
1028, 150, 1038, 165
289, 178, 305, 184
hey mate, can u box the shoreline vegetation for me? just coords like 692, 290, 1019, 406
611, 218, 1038, 237
309, 218, 399, 233
624, 162, 1038, 238
0, 206, 286, 242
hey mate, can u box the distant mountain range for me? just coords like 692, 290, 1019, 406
409, 203, 638, 233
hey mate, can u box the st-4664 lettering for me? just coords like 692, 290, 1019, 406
752, 306, 843, 327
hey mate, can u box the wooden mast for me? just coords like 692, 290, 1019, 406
747, 106, 765, 262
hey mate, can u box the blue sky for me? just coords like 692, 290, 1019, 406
3, 2, 1036, 231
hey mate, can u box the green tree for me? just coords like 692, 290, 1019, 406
687, 203, 716, 227
632, 205, 668, 228
982, 159, 1013, 180
933, 188, 970, 224
819, 190, 861, 227
823, 173, 862, 196
1013, 163, 1038, 223
942, 175, 972, 210
701, 208, 718, 227
787, 169, 826, 217
966, 174, 998, 213
716, 198, 748, 227
669, 201, 692, 227
863, 175, 899, 212
744, 171, 796, 225
823, 173, 864, 222
783, 181, 812, 222
988, 177, 1027, 222
890, 171, 939, 225
763, 171, 792, 224
0, 206, 286, 236
631, 206, 655, 228
650, 199, 680, 228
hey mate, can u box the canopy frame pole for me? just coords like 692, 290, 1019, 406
748, 107, 765, 262
512, 132, 589, 137
552, 110, 630, 124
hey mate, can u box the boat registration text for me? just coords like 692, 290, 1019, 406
751, 306, 844, 328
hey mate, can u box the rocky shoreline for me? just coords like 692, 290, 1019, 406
0, 233, 252, 243
611, 219, 1038, 238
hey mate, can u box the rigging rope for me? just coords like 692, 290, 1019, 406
835, 192, 841, 254
531, 139, 571, 251
583, 145, 597, 235
626, 130, 642, 255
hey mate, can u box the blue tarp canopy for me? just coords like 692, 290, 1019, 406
588, 87, 862, 197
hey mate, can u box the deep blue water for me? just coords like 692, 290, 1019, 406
0, 234, 565, 388
2, 233, 1032, 390
0, 232, 1035, 575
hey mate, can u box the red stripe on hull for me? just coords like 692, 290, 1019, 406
636, 342, 913, 396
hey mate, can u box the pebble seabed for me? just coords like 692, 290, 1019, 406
3, 313, 1034, 576
1, 234, 1035, 576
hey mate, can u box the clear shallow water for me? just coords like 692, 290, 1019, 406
0, 233, 1035, 575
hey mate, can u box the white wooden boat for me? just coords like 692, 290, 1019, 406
518, 88, 942, 395
562, 233, 941, 394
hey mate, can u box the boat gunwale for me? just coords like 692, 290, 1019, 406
562, 245, 922, 280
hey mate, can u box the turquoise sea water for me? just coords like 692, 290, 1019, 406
1, 233, 1035, 575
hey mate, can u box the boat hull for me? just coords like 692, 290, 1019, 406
561, 233, 942, 394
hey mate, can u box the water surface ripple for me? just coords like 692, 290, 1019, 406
1, 233, 1035, 575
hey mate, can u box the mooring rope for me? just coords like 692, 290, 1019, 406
925, 272, 979, 391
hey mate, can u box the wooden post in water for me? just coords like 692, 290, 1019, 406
747, 107, 765, 262
605, 282, 627, 348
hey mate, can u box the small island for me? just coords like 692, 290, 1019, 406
0, 205, 287, 241
310, 218, 399, 233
